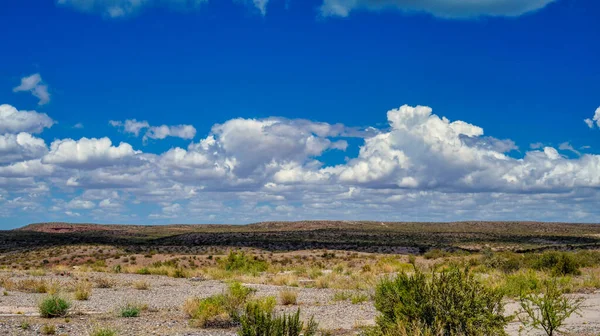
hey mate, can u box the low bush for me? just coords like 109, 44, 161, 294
119, 303, 141, 317
222, 252, 268, 274
41, 324, 56, 335
185, 281, 254, 328
94, 277, 115, 288
90, 327, 117, 336
238, 299, 317, 336
373, 267, 508, 335
499, 270, 542, 297
185, 295, 233, 328
531, 252, 581, 276
133, 280, 150, 290
39, 295, 71, 318
74, 281, 92, 300
279, 289, 298, 305
423, 249, 451, 260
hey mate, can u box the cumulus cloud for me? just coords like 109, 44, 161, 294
320, 0, 556, 18
0, 133, 48, 164
110, 119, 196, 141
12, 74, 51, 105
57, 0, 268, 17
0, 104, 55, 134
4, 102, 600, 223
584, 107, 600, 129
42, 137, 139, 168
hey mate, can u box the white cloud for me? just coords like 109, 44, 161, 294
42, 137, 139, 168
67, 198, 96, 209
12, 74, 51, 105
530, 142, 543, 149
558, 142, 581, 156
0, 133, 48, 164
110, 119, 196, 141
5, 103, 600, 223
57, 0, 268, 18
320, 0, 556, 18
0, 104, 55, 134
584, 107, 600, 129
144, 124, 196, 141
109, 119, 149, 136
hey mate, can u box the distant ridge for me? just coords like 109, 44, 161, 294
17, 220, 600, 235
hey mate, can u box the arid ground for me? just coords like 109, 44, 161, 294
2, 221, 600, 335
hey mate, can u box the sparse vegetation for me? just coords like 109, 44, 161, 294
4, 222, 600, 335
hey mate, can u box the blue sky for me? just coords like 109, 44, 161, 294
0, 0, 599, 228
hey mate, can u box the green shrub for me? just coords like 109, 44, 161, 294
500, 270, 542, 297
532, 252, 581, 276
238, 300, 317, 336
136, 267, 150, 275
20, 321, 30, 330
222, 252, 268, 274
185, 282, 255, 328
373, 267, 508, 336
519, 279, 583, 336
423, 249, 450, 260
119, 303, 141, 317
185, 294, 233, 328
351, 292, 370, 304
39, 295, 71, 318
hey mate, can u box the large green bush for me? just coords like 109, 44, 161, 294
372, 267, 508, 336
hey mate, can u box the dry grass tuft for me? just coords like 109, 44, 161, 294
279, 289, 298, 305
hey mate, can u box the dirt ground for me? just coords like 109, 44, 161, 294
1, 271, 600, 335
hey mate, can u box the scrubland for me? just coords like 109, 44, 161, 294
2, 221, 600, 335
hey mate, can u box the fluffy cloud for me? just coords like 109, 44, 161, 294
12, 74, 51, 105
584, 107, 600, 129
320, 0, 557, 18
4, 102, 600, 223
319, 105, 600, 193
0, 104, 55, 134
42, 137, 138, 168
57, 0, 268, 17
0, 133, 48, 164
110, 119, 196, 141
